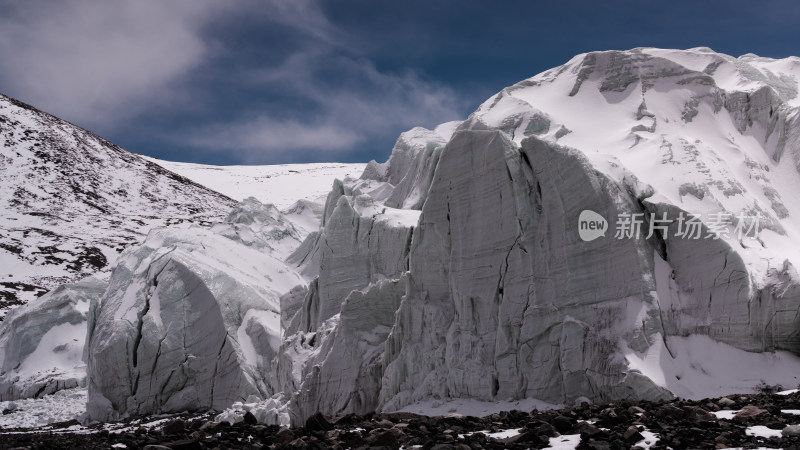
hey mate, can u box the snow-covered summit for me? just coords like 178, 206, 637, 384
470, 46, 800, 283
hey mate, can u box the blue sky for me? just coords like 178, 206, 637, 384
0, 0, 798, 165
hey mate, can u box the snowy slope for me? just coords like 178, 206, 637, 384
0, 93, 364, 319
0, 94, 237, 316
142, 158, 365, 209
471, 47, 800, 273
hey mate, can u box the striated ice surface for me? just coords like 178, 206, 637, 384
85, 198, 304, 421
275, 47, 800, 425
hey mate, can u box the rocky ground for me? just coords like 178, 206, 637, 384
3, 390, 800, 449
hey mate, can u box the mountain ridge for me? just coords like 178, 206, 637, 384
0, 92, 238, 316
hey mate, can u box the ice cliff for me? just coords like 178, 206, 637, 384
85, 199, 305, 421
278, 47, 800, 424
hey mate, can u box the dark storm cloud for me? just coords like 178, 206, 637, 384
182, 51, 464, 161
0, 0, 466, 163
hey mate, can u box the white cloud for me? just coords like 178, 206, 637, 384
0, 0, 468, 162
184, 116, 362, 162
0, 0, 220, 129
258, 0, 341, 45
192, 51, 466, 160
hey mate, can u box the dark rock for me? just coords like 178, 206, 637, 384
656, 404, 684, 420
289, 438, 307, 447
717, 397, 736, 407
305, 412, 334, 431
597, 407, 625, 428
732, 405, 768, 422
161, 419, 186, 435
682, 405, 717, 423
766, 420, 785, 429
371, 427, 404, 447
334, 413, 359, 426
704, 402, 720, 412
783, 424, 800, 437
276, 427, 295, 443
167, 439, 202, 450
551, 414, 577, 433
510, 430, 546, 445
575, 422, 603, 437
628, 406, 645, 415
243, 411, 258, 425
338, 429, 366, 448
623, 425, 644, 443
374, 418, 394, 429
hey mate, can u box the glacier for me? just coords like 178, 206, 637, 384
1, 47, 800, 427
0, 277, 105, 401
85, 198, 305, 420
277, 47, 800, 424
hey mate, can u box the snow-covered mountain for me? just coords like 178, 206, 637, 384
0, 92, 364, 406
0, 94, 237, 316
3, 47, 800, 428
0, 93, 364, 318
144, 158, 365, 209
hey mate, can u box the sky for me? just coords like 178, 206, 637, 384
0, 0, 798, 165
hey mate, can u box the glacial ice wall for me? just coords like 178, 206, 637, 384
278, 47, 800, 424
86, 199, 304, 421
